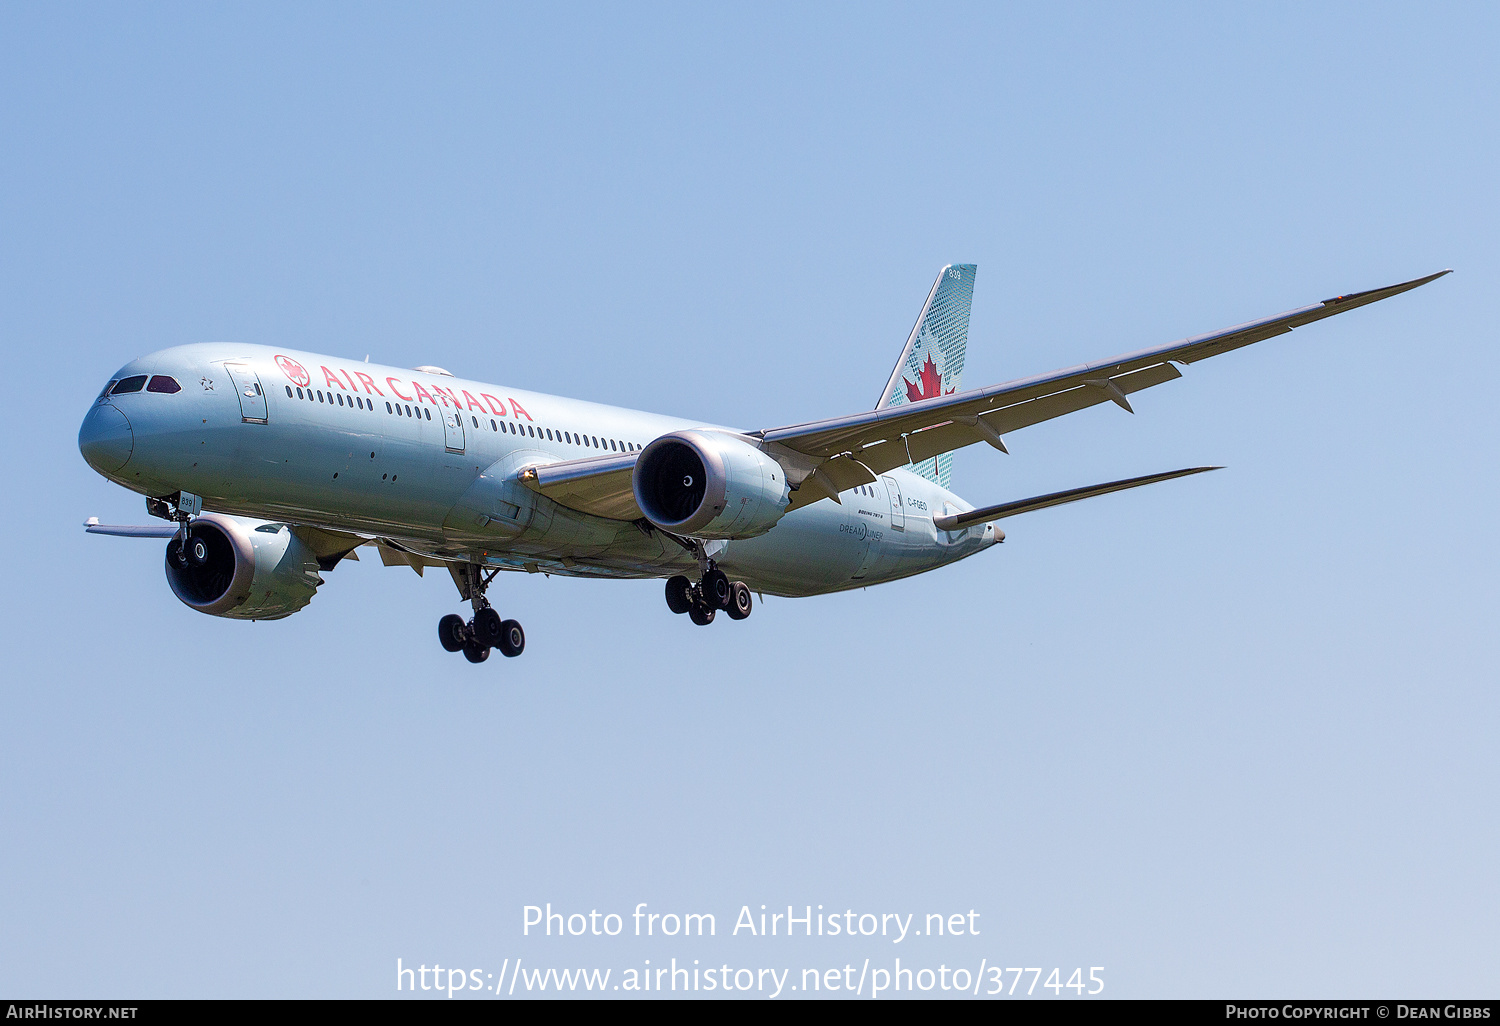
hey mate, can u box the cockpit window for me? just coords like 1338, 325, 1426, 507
97, 379, 119, 399
146, 375, 181, 394
110, 375, 147, 395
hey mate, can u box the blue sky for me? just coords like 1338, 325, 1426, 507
2, 2, 1496, 998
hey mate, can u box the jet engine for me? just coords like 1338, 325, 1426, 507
633, 430, 790, 539
164, 513, 323, 620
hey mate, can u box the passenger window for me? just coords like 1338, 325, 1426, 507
317, 391, 324, 402
545, 429, 553, 441
298, 387, 305, 399
490, 419, 496, 431
110, 375, 147, 395
472, 416, 478, 428
424, 408, 431, 420
404, 404, 412, 416
285, 385, 293, 398
337, 393, 344, 406
146, 375, 181, 394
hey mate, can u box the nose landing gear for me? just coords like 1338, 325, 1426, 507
664, 564, 754, 626
439, 564, 525, 663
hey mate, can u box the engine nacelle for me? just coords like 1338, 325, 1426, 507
165, 513, 323, 620
633, 430, 790, 539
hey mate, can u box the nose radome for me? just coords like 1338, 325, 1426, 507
79, 404, 134, 474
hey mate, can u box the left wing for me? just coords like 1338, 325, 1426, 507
84, 517, 180, 537
517, 450, 641, 520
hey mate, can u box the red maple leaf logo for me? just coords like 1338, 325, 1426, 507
275, 354, 310, 387
903, 354, 952, 403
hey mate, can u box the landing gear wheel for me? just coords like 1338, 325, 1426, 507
473, 607, 504, 648
726, 581, 753, 620
702, 568, 732, 610
462, 640, 490, 663
438, 614, 468, 653
664, 575, 693, 614
497, 619, 525, 657
688, 601, 717, 626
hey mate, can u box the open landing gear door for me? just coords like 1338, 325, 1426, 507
224, 363, 268, 424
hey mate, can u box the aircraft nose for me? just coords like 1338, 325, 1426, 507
79, 403, 134, 473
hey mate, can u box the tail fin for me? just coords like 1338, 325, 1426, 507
875, 263, 976, 488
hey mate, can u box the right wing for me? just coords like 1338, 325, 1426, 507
758, 270, 1450, 505
511, 270, 1449, 521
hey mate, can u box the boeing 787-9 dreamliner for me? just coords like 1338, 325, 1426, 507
78, 265, 1448, 663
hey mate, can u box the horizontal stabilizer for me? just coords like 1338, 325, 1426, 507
84, 517, 180, 538
932, 466, 1220, 530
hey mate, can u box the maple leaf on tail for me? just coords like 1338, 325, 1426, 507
903, 354, 953, 403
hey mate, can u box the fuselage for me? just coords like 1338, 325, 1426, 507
78, 343, 998, 596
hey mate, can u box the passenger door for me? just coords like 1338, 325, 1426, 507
882, 475, 905, 531
441, 406, 466, 454
224, 363, 268, 423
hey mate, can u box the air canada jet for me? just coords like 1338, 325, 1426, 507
79, 265, 1448, 663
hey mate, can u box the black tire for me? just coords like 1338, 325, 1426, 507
438, 614, 468, 653
497, 619, 525, 657
688, 601, 716, 626
726, 581, 753, 620
462, 640, 490, 663
664, 575, 693, 614
473, 607, 504, 647
702, 568, 732, 610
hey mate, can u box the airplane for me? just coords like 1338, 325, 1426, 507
78, 265, 1449, 664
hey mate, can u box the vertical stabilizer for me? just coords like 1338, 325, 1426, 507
875, 263, 976, 487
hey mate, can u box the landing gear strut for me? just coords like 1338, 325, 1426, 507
663, 556, 754, 627
158, 491, 203, 568
438, 563, 525, 662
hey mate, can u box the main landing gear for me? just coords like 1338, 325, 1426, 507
439, 564, 524, 663
664, 564, 754, 626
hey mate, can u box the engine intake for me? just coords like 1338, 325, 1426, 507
633, 430, 789, 539
165, 513, 323, 620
